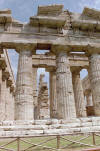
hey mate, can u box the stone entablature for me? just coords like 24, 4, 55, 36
32, 53, 89, 68
0, 5, 100, 53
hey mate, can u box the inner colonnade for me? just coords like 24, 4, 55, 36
32, 53, 90, 120
0, 49, 91, 121
15, 46, 94, 121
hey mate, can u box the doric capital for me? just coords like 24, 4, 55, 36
85, 44, 100, 57
16, 43, 37, 54
51, 44, 70, 56
71, 66, 82, 75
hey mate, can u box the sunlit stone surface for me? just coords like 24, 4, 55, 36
0, 5, 100, 136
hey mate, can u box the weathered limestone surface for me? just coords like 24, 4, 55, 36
82, 74, 94, 116
72, 71, 87, 117
0, 49, 15, 121
88, 54, 100, 116
37, 74, 50, 119
49, 71, 57, 118
1, 4, 100, 137
56, 51, 76, 119
0, 80, 6, 120
5, 87, 14, 120
84, 89, 93, 107
82, 75, 91, 92
15, 50, 34, 120
0, 70, 3, 119
32, 68, 38, 119
32, 54, 89, 68
0, 117, 100, 137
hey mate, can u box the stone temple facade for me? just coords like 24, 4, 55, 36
1, 5, 100, 137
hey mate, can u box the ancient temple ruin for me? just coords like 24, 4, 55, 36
0, 5, 100, 137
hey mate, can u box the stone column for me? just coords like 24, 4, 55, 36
0, 69, 2, 98
49, 70, 57, 118
85, 90, 93, 106
56, 51, 76, 119
33, 67, 38, 119
0, 70, 6, 120
88, 53, 100, 116
15, 48, 34, 120
0, 79, 6, 120
5, 86, 9, 120
72, 71, 87, 117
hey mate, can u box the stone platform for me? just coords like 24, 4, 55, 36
0, 117, 100, 138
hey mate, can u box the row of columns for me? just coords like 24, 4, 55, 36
0, 69, 14, 120
72, 71, 87, 117
50, 53, 87, 119
15, 48, 100, 120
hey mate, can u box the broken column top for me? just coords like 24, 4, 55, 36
0, 9, 11, 14
38, 4, 63, 16
82, 7, 100, 20
30, 4, 65, 28
39, 74, 45, 83
0, 9, 12, 23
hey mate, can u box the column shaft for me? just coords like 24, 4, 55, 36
0, 70, 6, 120
56, 52, 76, 119
0, 80, 6, 120
33, 67, 38, 119
50, 71, 57, 118
72, 73, 87, 117
15, 50, 34, 120
86, 91, 93, 106
88, 53, 100, 116
0, 69, 2, 101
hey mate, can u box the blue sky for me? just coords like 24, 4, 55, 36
1, 0, 100, 84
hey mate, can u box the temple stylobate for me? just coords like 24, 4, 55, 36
1, 4, 100, 137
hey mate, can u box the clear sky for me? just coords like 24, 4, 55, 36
1, 0, 99, 84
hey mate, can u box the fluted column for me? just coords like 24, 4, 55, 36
33, 67, 38, 119
5, 86, 10, 120
0, 79, 6, 120
72, 72, 87, 117
0, 70, 6, 120
88, 53, 100, 116
56, 51, 76, 119
49, 70, 57, 118
15, 49, 34, 120
0, 69, 2, 99
85, 90, 93, 106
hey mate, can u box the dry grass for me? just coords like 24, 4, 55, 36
0, 135, 100, 150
